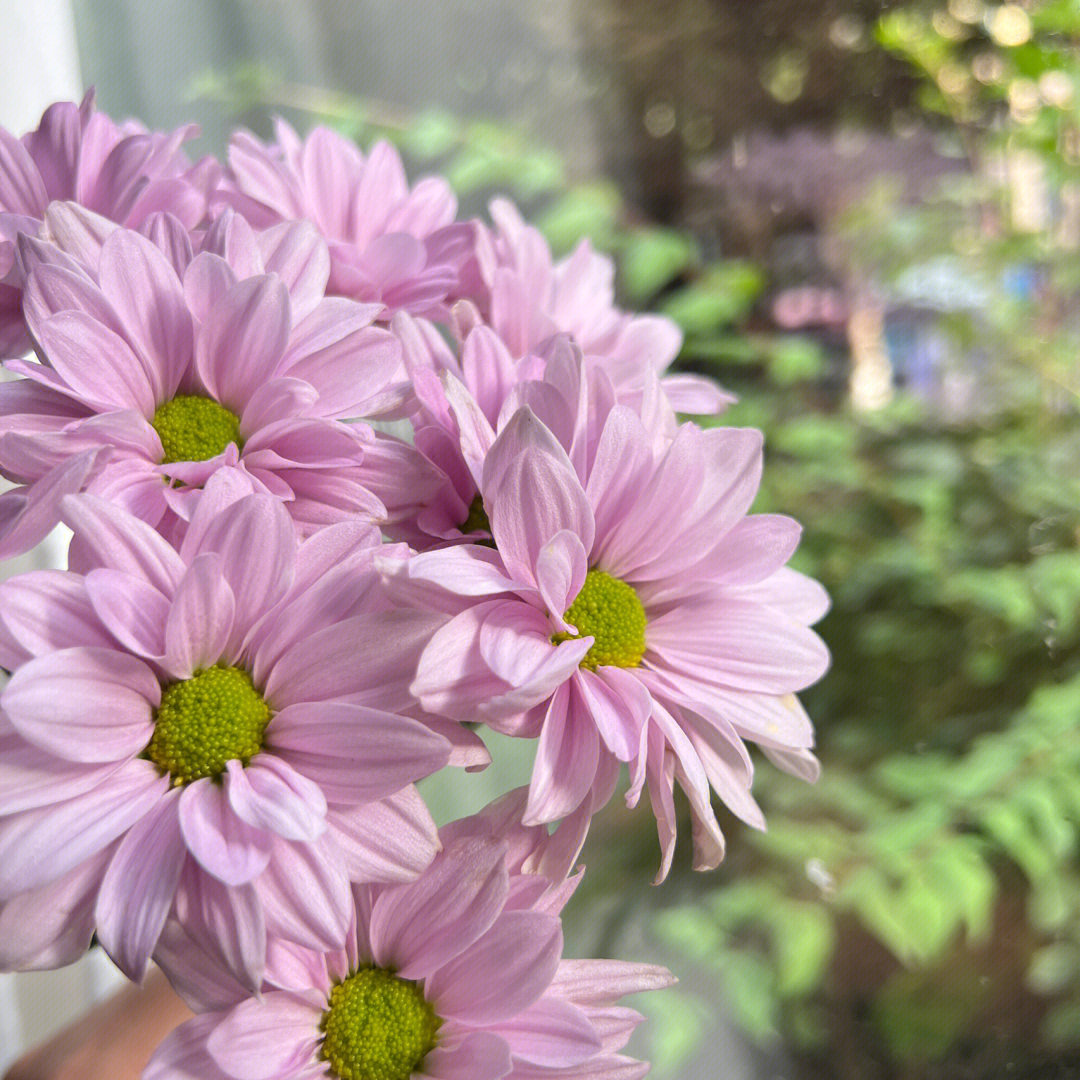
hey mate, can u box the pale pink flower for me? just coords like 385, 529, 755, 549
370, 319, 683, 549
144, 792, 674, 1080
456, 198, 734, 417
0, 91, 218, 356
219, 120, 473, 320
0, 214, 400, 552
405, 405, 829, 879
0, 487, 454, 983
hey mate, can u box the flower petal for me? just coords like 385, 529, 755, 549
0, 760, 167, 897
179, 778, 273, 885
164, 552, 236, 678
267, 702, 450, 804
207, 993, 322, 1080
426, 910, 562, 1024
369, 837, 508, 979
225, 757, 327, 844
1, 646, 158, 762
94, 788, 186, 980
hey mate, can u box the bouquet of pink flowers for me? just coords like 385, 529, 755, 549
0, 93, 829, 1080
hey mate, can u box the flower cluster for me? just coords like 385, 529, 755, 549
0, 99, 829, 1080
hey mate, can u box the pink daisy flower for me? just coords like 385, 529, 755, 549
405, 405, 830, 879
0, 213, 400, 553
219, 120, 474, 320
0, 91, 218, 356
456, 197, 734, 417
0, 486, 452, 983
368, 318, 682, 550
145, 792, 675, 1080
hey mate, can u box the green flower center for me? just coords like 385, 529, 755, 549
144, 666, 272, 786
460, 493, 494, 544
320, 967, 441, 1080
151, 395, 241, 464
553, 569, 647, 671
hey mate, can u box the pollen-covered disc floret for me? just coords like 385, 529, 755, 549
145, 665, 271, 786
555, 569, 647, 671
319, 967, 441, 1080
150, 395, 242, 464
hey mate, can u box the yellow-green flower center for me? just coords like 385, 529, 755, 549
320, 967, 441, 1080
553, 569, 647, 671
151, 395, 241, 464
144, 666, 271, 786
460, 493, 491, 536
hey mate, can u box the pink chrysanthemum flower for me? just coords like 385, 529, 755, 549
0, 91, 218, 356
0, 213, 400, 552
367, 319, 688, 550
145, 792, 674, 1080
405, 404, 830, 879
455, 198, 734, 417
0, 486, 453, 983
219, 120, 474, 320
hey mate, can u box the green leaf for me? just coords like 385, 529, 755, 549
771, 903, 836, 998
1027, 942, 1080, 994
721, 952, 780, 1042
618, 228, 698, 303
766, 336, 827, 386
659, 262, 764, 335
397, 110, 460, 161
536, 183, 621, 254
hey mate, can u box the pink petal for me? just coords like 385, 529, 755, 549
207, 993, 322, 1080
762, 744, 821, 783
267, 702, 449, 804
2, 646, 158, 762
163, 553, 237, 678
0, 449, 106, 563
369, 837, 509, 979
426, 909, 562, 1024
493, 996, 600, 1067
256, 834, 351, 951
172, 864, 267, 996
574, 667, 649, 762
0, 126, 48, 213
549, 960, 677, 1006
263, 609, 440, 713
225, 757, 327, 844
98, 227, 192, 402
144, 1014, 232, 1080
484, 408, 595, 587
183, 252, 238, 324
256, 220, 330, 322
84, 568, 170, 659
35, 309, 157, 415
239, 376, 319, 434
327, 788, 439, 885
23, 263, 118, 332
61, 491, 185, 594
0, 726, 126, 815
417, 1031, 511, 1080
196, 275, 290, 411
0, 760, 167, 897
179, 778, 273, 885
733, 566, 831, 625
647, 598, 829, 694
0, 844, 112, 971
524, 683, 599, 825
0, 569, 115, 665
535, 530, 588, 622
185, 493, 296, 654
94, 788, 186, 980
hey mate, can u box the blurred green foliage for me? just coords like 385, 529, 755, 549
198, 8, 1080, 1069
